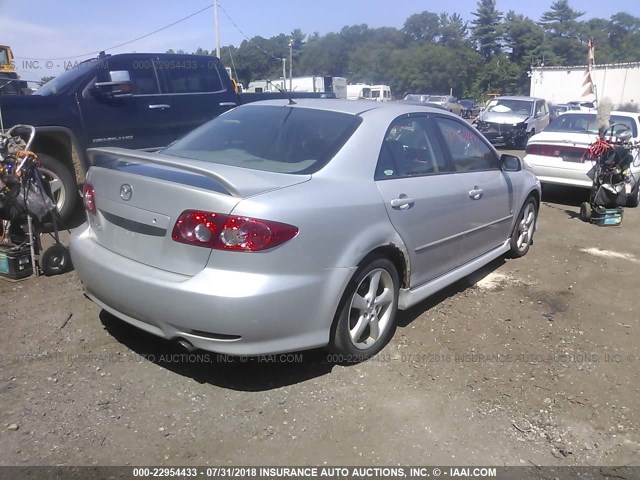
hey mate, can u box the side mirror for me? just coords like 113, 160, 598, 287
91, 70, 133, 99
501, 154, 522, 172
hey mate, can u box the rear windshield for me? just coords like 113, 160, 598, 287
428, 96, 447, 102
486, 99, 533, 116
546, 114, 637, 137
404, 94, 428, 102
163, 105, 361, 174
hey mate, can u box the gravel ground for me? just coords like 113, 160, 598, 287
1, 173, 639, 467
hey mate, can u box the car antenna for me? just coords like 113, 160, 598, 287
266, 79, 296, 105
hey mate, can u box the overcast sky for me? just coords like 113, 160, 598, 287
1, 0, 639, 83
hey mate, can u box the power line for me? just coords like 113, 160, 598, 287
16, 3, 214, 61
217, 2, 282, 62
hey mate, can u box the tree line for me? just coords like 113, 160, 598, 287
169, 0, 640, 99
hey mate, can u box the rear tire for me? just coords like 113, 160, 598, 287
508, 197, 537, 258
329, 257, 399, 363
36, 153, 78, 223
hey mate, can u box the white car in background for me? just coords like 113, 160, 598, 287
523, 110, 640, 207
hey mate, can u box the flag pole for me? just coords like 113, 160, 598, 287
588, 38, 597, 105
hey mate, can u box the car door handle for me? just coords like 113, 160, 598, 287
469, 188, 484, 200
148, 104, 170, 110
219, 102, 237, 107
390, 197, 415, 209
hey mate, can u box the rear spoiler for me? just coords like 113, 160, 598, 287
87, 147, 240, 197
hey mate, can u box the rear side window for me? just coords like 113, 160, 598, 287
434, 117, 500, 171
163, 105, 361, 174
375, 116, 448, 180
165, 60, 225, 93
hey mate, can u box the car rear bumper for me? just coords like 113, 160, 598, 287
523, 154, 593, 188
70, 226, 356, 356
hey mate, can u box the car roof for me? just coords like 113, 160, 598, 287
493, 96, 543, 102
245, 98, 450, 116
556, 110, 637, 118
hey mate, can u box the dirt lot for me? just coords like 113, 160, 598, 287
1, 173, 639, 467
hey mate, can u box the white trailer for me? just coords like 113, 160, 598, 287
348, 83, 392, 101
370, 84, 392, 102
247, 76, 348, 98
347, 83, 373, 100
529, 62, 640, 109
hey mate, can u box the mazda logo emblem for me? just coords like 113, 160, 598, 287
120, 184, 133, 201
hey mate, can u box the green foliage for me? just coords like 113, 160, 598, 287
471, 0, 503, 59
539, 0, 584, 38
403, 11, 441, 42
168, 6, 640, 98
39, 76, 55, 86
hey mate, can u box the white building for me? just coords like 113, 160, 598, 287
529, 62, 640, 109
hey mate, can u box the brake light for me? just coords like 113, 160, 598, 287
83, 182, 96, 215
172, 210, 298, 252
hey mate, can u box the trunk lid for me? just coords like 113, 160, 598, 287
86, 147, 310, 276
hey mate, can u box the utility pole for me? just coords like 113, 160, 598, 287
282, 58, 287, 90
289, 39, 293, 92
214, 0, 220, 58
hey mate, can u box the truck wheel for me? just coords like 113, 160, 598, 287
36, 153, 78, 223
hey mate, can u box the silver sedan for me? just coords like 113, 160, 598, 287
70, 99, 541, 361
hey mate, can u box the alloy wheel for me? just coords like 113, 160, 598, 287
347, 268, 395, 349
516, 203, 536, 252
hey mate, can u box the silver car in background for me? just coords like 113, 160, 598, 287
425, 95, 462, 115
70, 100, 541, 361
476, 96, 550, 149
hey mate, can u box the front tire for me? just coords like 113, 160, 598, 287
518, 129, 534, 150
509, 197, 537, 258
37, 153, 78, 223
330, 257, 399, 362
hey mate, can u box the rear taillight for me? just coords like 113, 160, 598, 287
172, 210, 298, 252
83, 183, 96, 215
525, 144, 557, 156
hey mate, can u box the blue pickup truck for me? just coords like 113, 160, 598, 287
0, 52, 332, 220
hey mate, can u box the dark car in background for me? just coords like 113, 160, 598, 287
460, 99, 481, 119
